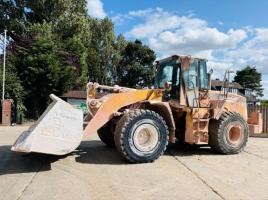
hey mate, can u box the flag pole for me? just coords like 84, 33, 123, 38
2, 29, 7, 102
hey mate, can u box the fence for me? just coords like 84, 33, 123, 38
248, 105, 268, 133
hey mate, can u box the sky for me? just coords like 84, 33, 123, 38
87, 0, 268, 99
1, 0, 267, 98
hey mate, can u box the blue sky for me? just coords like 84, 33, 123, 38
91, 1, 268, 98
103, 0, 268, 34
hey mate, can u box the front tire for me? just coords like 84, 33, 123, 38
114, 109, 169, 163
97, 122, 115, 147
209, 112, 249, 154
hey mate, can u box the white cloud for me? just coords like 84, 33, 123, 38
111, 14, 125, 25
87, 0, 106, 19
126, 8, 207, 39
225, 28, 268, 74
111, 8, 154, 26
261, 80, 268, 99
128, 8, 154, 17
114, 7, 268, 98
125, 8, 247, 60
148, 28, 247, 57
207, 60, 235, 80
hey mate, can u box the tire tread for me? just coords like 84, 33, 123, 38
209, 112, 249, 154
114, 109, 169, 163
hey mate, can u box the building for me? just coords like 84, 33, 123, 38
62, 80, 259, 110
211, 79, 259, 105
61, 90, 88, 113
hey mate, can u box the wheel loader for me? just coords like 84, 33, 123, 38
12, 55, 249, 163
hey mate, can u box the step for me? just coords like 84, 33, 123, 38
193, 118, 210, 121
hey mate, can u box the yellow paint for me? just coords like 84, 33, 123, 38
84, 89, 163, 138
223, 101, 248, 120
184, 111, 194, 144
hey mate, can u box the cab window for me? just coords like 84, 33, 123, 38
183, 60, 197, 89
199, 60, 208, 89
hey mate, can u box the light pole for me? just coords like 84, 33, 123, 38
2, 29, 7, 102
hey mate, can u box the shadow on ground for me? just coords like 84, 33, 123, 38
166, 143, 219, 157
74, 141, 126, 165
0, 145, 67, 175
0, 140, 219, 175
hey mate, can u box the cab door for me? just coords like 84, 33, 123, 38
183, 59, 199, 107
156, 60, 180, 101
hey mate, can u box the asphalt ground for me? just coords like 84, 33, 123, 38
1, 125, 268, 200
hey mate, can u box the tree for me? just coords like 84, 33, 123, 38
110, 34, 127, 84
25, 0, 81, 24
117, 40, 156, 88
260, 100, 268, 106
55, 9, 92, 89
234, 66, 264, 97
0, 0, 157, 118
14, 23, 78, 117
0, 0, 27, 41
0, 54, 24, 111
0, 0, 91, 117
88, 18, 116, 84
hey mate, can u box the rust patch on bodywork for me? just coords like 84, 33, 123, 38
148, 101, 176, 143
180, 56, 191, 70
83, 86, 164, 139
209, 90, 248, 120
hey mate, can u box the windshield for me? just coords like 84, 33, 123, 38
155, 61, 180, 88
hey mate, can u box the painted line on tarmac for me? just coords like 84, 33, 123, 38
16, 157, 47, 200
167, 150, 225, 200
243, 150, 268, 161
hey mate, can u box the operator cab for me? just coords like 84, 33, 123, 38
155, 55, 211, 107
155, 60, 181, 100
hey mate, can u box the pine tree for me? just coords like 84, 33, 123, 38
234, 66, 264, 97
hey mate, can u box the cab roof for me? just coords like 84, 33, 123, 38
156, 55, 207, 65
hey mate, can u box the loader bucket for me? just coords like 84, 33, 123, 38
11, 94, 84, 155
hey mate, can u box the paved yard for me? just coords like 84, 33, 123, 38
0, 125, 268, 200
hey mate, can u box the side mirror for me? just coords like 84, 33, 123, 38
208, 69, 213, 75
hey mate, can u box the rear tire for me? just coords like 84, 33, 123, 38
114, 109, 169, 163
209, 112, 249, 154
97, 122, 115, 147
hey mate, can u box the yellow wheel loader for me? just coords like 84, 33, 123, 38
12, 55, 249, 163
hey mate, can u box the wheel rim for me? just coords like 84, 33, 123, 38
132, 123, 159, 152
226, 122, 244, 146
